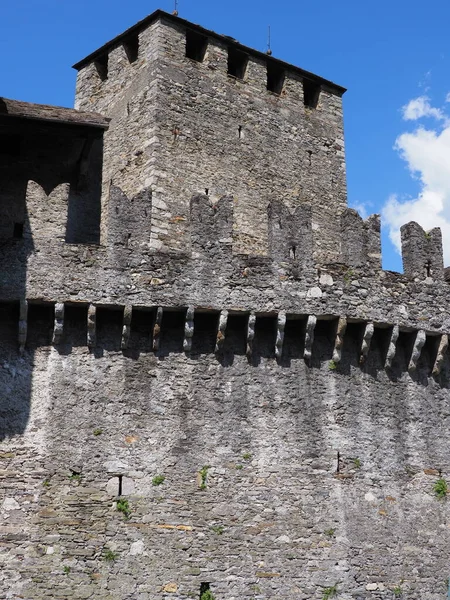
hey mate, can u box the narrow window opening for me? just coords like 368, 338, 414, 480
186, 29, 208, 62
290, 245, 296, 260
205, 188, 209, 196
336, 451, 340, 473
94, 55, 108, 81
303, 79, 321, 109
123, 35, 139, 63
238, 125, 242, 139
0, 134, 21, 157
227, 47, 248, 79
426, 260, 432, 277
267, 62, 285, 95
118, 475, 123, 496
200, 583, 210, 599
13, 223, 24, 239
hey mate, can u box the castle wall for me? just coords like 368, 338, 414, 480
74, 16, 346, 261
2, 11, 450, 600
1, 323, 450, 600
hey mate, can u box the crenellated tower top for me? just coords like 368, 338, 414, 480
73, 10, 347, 263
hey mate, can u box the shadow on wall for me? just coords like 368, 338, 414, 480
0, 113, 103, 440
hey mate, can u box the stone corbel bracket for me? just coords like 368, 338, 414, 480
408, 329, 426, 372
432, 334, 448, 375
87, 304, 96, 348
18, 299, 28, 353
385, 325, 399, 369
215, 310, 228, 354
359, 321, 374, 364
121, 305, 132, 350
246, 312, 256, 358
153, 307, 163, 352
52, 303, 65, 345
304, 315, 317, 362
332, 316, 347, 364
275, 311, 286, 360
183, 306, 195, 352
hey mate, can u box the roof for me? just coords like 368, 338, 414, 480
0, 97, 110, 130
72, 10, 346, 96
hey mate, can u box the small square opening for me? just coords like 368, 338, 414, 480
94, 55, 108, 81
13, 223, 24, 239
124, 35, 139, 63
186, 29, 208, 63
267, 62, 285, 95
227, 48, 248, 79
303, 79, 321, 108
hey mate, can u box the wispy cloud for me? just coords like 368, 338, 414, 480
383, 96, 450, 263
401, 95, 445, 121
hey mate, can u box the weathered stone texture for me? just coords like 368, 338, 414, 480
1, 9, 450, 600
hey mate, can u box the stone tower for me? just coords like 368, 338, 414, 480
1, 10, 450, 600
73, 10, 346, 260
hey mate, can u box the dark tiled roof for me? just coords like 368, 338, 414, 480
0, 97, 110, 129
72, 10, 346, 96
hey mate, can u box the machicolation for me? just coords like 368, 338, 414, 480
1, 9, 450, 600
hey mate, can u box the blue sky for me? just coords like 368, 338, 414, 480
2, 0, 450, 271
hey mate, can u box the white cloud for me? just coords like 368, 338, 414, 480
382, 101, 450, 264
401, 96, 445, 121
446, 92, 450, 103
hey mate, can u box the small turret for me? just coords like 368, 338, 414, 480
401, 221, 444, 280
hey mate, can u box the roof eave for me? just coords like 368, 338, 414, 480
72, 10, 346, 96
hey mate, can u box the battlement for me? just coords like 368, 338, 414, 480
1, 180, 448, 285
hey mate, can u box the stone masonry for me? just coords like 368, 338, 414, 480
1, 9, 450, 600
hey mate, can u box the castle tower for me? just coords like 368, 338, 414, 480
73, 10, 346, 261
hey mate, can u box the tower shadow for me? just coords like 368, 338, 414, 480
0, 103, 104, 440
